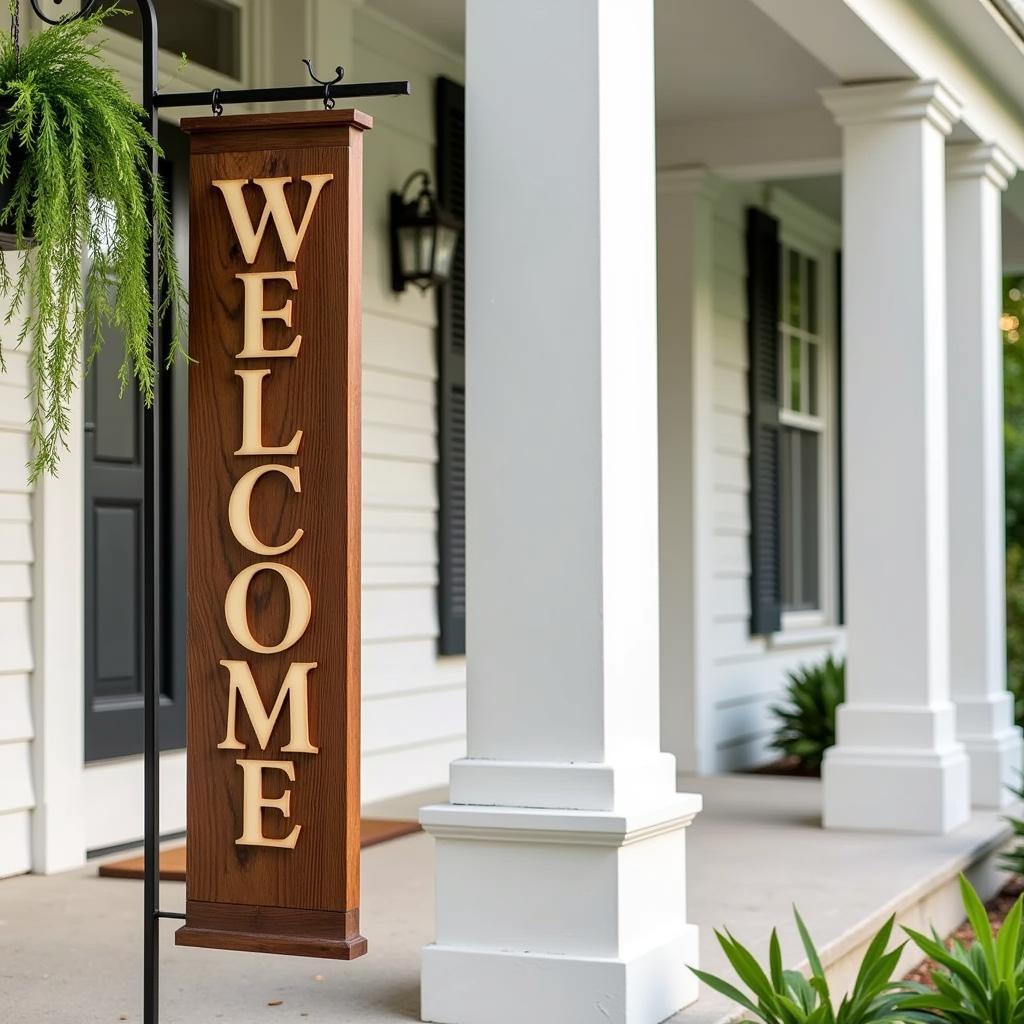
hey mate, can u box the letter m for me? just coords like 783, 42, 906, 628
217, 660, 318, 754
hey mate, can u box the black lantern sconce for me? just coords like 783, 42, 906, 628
389, 169, 462, 293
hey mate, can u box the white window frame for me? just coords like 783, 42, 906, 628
82, 0, 253, 104
768, 199, 841, 640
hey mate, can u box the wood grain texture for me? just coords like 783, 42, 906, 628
176, 110, 369, 957
177, 901, 367, 960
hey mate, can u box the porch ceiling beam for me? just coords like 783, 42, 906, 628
751, 0, 1024, 169
657, 107, 841, 181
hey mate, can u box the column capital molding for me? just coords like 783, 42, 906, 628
656, 165, 726, 201
947, 142, 1017, 191
820, 79, 962, 136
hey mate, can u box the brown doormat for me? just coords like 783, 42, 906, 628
98, 818, 421, 882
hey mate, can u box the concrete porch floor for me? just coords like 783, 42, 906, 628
0, 774, 1015, 1024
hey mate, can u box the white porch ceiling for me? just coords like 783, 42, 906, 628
363, 0, 840, 126
653, 0, 838, 123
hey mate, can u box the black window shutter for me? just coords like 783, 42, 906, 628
835, 250, 845, 625
746, 208, 783, 635
435, 76, 466, 655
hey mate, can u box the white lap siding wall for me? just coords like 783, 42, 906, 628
355, 12, 466, 803
0, 262, 35, 877
709, 183, 844, 770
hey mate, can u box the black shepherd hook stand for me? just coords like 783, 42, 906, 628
26, 3, 409, 1023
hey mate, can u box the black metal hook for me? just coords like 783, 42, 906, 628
211, 88, 223, 117
28, 0, 101, 26
302, 58, 345, 110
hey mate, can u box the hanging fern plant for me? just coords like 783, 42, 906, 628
0, 4, 185, 480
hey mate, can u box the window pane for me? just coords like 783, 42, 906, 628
787, 249, 802, 327
110, 0, 242, 79
800, 432, 820, 608
780, 428, 796, 610
789, 336, 801, 412
807, 341, 818, 416
780, 428, 821, 612
806, 258, 818, 334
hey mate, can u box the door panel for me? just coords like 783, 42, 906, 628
84, 122, 189, 761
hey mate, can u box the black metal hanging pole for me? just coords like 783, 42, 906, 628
136, 5, 163, 1024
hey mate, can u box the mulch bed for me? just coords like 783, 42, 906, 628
903, 876, 1024, 984
747, 756, 821, 779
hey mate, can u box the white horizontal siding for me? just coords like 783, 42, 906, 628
707, 185, 842, 771
355, 12, 466, 803
0, 265, 35, 876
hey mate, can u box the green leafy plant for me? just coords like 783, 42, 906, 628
769, 654, 845, 771
997, 774, 1024, 878
902, 875, 1024, 1023
0, 5, 185, 479
691, 908, 921, 1024
1002, 816, 1024, 880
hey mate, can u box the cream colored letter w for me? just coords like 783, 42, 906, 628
212, 174, 334, 264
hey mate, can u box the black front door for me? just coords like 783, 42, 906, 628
84, 122, 189, 762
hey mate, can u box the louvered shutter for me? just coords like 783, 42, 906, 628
436, 76, 466, 655
746, 208, 783, 635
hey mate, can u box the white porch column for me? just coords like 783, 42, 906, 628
657, 168, 721, 776
946, 142, 1022, 807
420, 2, 701, 1023
821, 80, 970, 834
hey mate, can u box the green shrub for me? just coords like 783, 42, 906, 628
1003, 277, 1024, 729
998, 775, 1024, 879
902, 875, 1024, 1023
1007, 544, 1024, 729
769, 655, 845, 771
690, 908, 918, 1024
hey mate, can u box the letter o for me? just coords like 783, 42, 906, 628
225, 561, 312, 654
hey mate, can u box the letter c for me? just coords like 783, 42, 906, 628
228, 464, 303, 556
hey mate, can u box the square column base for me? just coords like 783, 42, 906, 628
422, 928, 699, 1024
823, 746, 970, 833
961, 729, 1023, 808
420, 796, 701, 1024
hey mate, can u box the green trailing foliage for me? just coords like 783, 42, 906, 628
0, 5, 186, 479
769, 654, 845, 771
901, 875, 1024, 1024
690, 907, 924, 1024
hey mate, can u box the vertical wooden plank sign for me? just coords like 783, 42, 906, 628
176, 110, 370, 959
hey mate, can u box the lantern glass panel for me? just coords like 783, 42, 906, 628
434, 224, 459, 280
397, 223, 423, 280
418, 223, 438, 281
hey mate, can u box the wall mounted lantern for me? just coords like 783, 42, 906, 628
389, 169, 461, 293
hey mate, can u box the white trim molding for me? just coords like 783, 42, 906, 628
821, 78, 963, 134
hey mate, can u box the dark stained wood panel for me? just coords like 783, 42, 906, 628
176, 109, 369, 959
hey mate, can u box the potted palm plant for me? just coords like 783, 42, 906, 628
0, 3, 185, 480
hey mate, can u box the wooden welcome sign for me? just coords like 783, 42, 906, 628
175, 110, 370, 959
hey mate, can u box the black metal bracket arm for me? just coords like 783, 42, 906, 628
156, 79, 410, 111
28, 0, 101, 25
